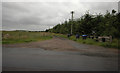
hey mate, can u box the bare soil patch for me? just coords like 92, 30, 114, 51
3, 37, 118, 57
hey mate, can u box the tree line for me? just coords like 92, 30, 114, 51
46, 10, 120, 38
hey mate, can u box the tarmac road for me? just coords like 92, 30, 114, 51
3, 47, 118, 71
2, 37, 118, 71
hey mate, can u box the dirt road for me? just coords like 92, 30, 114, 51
3, 36, 118, 57
3, 37, 118, 71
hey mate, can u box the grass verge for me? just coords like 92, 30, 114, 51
54, 34, 119, 49
2, 31, 52, 44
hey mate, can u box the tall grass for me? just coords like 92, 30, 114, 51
54, 34, 119, 49
2, 31, 119, 49
2, 31, 52, 44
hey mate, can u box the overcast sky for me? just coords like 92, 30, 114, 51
2, 1, 119, 31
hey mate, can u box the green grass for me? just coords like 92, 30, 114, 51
53, 34, 119, 49
52, 33, 68, 38
2, 31, 119, 49
2, 31, 52, 44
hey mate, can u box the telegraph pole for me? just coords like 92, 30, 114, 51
71, 11, 74, 35
118, 1, 120, 49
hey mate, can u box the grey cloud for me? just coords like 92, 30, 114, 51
2, 2, 118, 31
20, 16, 42, 25
2, 2, 29, 12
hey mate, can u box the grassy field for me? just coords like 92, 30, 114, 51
2, 31, 52, 44
54, 34, 119, 49
2, 31, 119, 49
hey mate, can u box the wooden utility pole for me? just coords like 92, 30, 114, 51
71, 11, 74, 35
118, 1, 120, 49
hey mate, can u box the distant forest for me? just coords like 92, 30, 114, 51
46, 10, 120, 38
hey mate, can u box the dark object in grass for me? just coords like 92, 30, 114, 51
96, 39, 98, 42
102, 38, 105, 42
96, 36, 98, 39
91, 36, 94, 39
67, 34, 71, 38
95, 36, 98, 42
88, 36, 90, 38
76, 34, 80, 39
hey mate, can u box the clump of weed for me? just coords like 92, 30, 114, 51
83, 41, 86, 44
